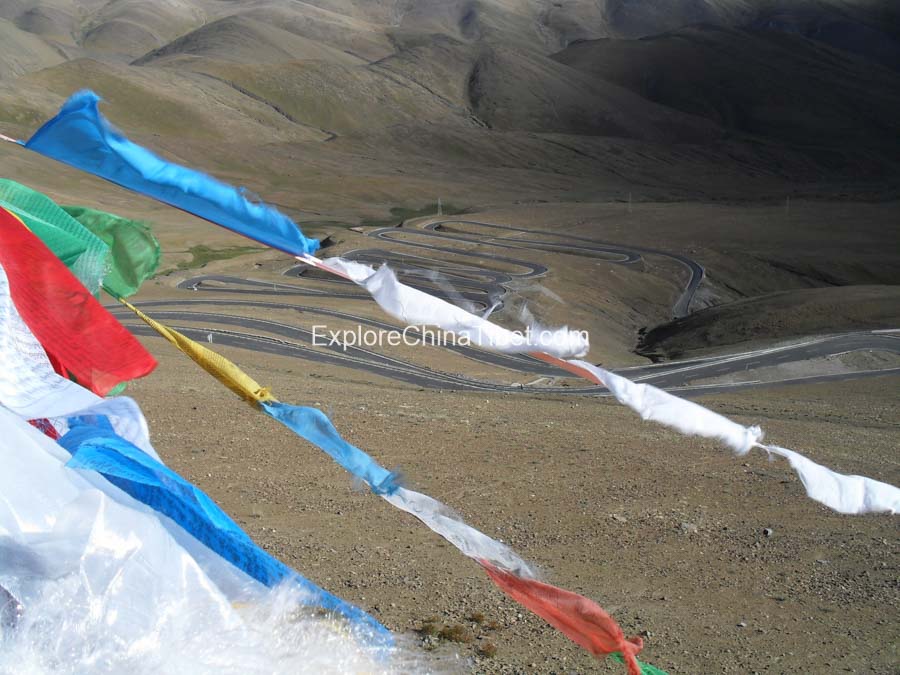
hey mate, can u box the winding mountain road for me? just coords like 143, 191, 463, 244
114, 219, 899, 396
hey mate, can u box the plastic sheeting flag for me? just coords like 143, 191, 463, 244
24, 90, 319, 256
0, 406, 402, 673
59, 415, 392, 647
0, 298, 394, 654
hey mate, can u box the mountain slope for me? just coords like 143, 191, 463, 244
133, 15, 364, 67
638, 285, 900, 358
0, 0, 898, 212
0, 17, 67, 79
552, 25, 900, 171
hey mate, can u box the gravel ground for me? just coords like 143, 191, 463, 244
125, 337, 899, 674
102, 202, 899, 672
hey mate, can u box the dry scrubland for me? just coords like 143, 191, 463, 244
1, 1, 899, 672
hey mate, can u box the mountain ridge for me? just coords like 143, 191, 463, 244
0, 0, 898, 214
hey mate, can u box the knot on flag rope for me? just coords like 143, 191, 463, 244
254, 385, 275, 401
617, 636, 645, 675
371, 469, 402, 496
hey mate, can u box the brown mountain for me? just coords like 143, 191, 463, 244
0, 0, 897, 212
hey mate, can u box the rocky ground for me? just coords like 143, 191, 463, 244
125, 334, 899, 674
100, 198, 900, 673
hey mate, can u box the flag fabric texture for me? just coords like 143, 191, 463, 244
0, 291, 392, 651
0, 180, 160, 299
0, 269, 157, 453
118, 298, 275, 405
319, 257, 589, 359
566, 359, 900, 515
0, 179, 110, 295
24, 90, 319, 256
481, 562, 644, 675
59, 415, 392, 646
0, 263, 100, 418
7, 91, 897, 672
63, 205, 160, 297
0, 206, 156, 395
0, 405, 394, 672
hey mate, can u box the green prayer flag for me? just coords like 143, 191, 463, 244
0, 179, 161, 298
63, 205, 160, 298
0, 179, 109, 294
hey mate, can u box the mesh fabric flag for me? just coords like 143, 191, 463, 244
0, 181, 160, 298
25, 90, 318, 256
0, 179, 110, 294
0, 206, 156, 395
64, 205, 160, 298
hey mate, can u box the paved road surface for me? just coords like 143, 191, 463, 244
114, 219, 898, 396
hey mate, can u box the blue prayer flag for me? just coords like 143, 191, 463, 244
26, 90, 319, 256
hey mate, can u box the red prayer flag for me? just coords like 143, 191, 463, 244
480, 560, 644, 675
0, 206, 156, 394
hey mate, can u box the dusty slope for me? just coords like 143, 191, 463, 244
199, 2, 396, 62
7, 57, 328, 143
2, 0, 897, 58
598, 0, 900, 55
464, 44, 720, 142
638, 285, 900, 358
0, 1, 82, 49
133, 15, 365, 67
125, 337, 900, 674
80, 0, 207, 59
0, 16, 66, 79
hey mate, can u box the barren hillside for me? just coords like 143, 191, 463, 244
1, 4, 899, 674
0, 0, 897, 208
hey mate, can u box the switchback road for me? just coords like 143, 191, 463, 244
113, 219, 899, 396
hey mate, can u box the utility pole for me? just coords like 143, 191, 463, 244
627, 191, 632, 214
437, 197, 442, 216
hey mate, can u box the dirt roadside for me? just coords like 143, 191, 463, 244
125, 336, 899, 674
